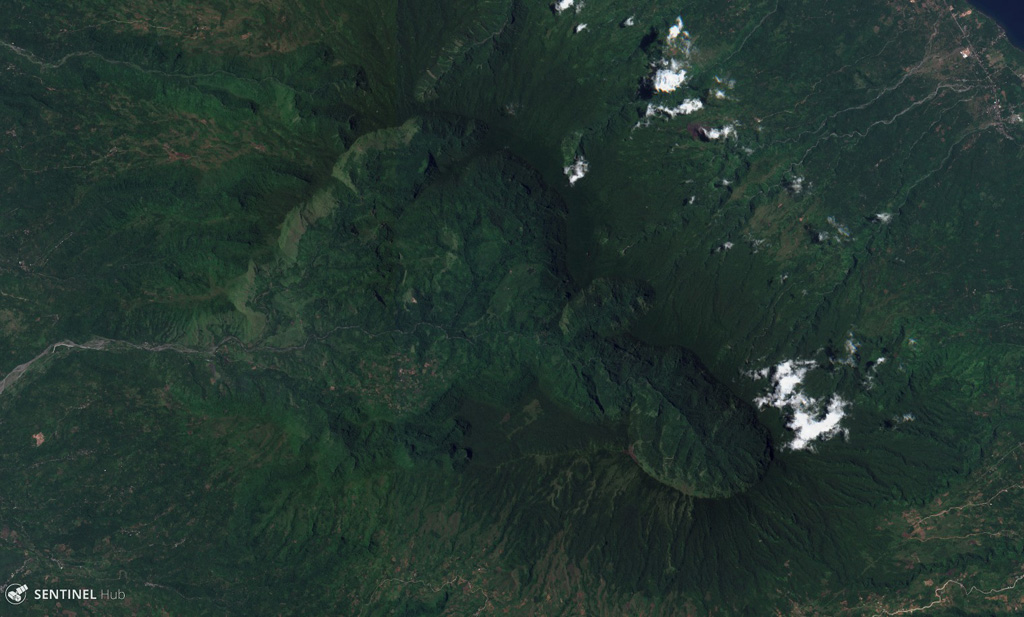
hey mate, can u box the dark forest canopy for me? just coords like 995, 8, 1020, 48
1, 0, 1023, 614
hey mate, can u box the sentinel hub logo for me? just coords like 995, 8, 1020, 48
36, 588, 98, 600
5, 583, 126, 605
6, 584, 27, 605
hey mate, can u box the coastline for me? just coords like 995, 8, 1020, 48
968, 0, 1024, 49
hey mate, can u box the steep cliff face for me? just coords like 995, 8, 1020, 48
624, 347, 772, 499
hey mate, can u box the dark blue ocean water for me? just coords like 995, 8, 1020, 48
969, 0, 1024, 49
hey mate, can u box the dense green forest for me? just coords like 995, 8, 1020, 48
1, 0, 1023, 614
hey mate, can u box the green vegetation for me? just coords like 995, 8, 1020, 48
1, 0, 1024, 614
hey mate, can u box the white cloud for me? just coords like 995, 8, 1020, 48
665, 16, 692, 55
553, 0, 574, 14
574, 23, 588, 33
754, 360, 816, 411
752, 359, 849, 451
622, 16, 635, 27
827, 215, 851, 238
653, 59, 688, 92
667, 17, 685, 42
648, 16, 694, 93
714, 75, 736, 89
788, 395, 848, 450
834, 334, 858, 367
705, 124, 736, 139
645, 98, 703, 118
563, 155, 589, 186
